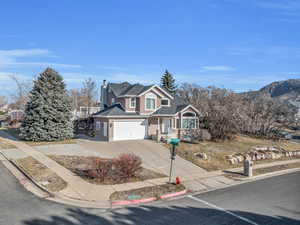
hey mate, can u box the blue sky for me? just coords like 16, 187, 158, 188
0, 0, 299, 98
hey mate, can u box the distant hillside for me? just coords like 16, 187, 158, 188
243, 79, 300, 107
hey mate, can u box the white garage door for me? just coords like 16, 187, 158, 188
113, 120, 147, 141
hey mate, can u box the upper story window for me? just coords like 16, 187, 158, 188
161, 98, 169, 106
146, 98, 156, 110
145, 92, 157, 110
129, 97, 136, 108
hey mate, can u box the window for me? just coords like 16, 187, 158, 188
182, 118, 197, 129
161, 99, 169, 106
96, 121, 101, 131
146, 98, 156, 110
182, 111, 198, 129
111, 98, 115, 103
130, 97, 136, 108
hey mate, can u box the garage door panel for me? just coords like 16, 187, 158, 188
113, 120, 147, 141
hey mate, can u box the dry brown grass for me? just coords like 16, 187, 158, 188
171, 135, 300, 171
3, 128, 76, 146
15, 157, 67, 192
110, 183, 185, 201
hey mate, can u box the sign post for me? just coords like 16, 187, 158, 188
168, 138, 180, 183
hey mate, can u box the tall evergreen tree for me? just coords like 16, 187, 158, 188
20, 68, 73, 141
160, 70, 177, 94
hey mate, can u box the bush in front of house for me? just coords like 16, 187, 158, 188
114, 153, 142, 180
87, 154, 142, 183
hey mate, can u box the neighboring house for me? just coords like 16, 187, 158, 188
72, 106, 101, 120
92, 80, 200, 141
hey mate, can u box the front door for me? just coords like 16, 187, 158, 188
162, 118, 171, 134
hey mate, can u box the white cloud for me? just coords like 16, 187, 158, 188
256, 0, 300, 12
0, 49, 50, 57
201, 65, 235, 71
0, 48, 81, 69
228, 45, 300, 59
62, 72, 156, 85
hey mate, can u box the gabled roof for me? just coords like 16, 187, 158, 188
120, 84, 153, 96
108, 82, 131, 97
152, 103, 200, 116
137, 84, 174, 99
152, 104, 189, 116
93, 103, 140, 117
108, 82, 174, 99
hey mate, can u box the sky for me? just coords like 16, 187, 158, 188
0, 0, 299, 99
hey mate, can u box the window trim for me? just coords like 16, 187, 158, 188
129, 97, 136, 108
181, 111, 199, 129
96, 121, 101, 131
182, 118, 198, 129
145, 93, 157, 110
161, 98, 170, 106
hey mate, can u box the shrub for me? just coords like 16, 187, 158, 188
86, 154, 142, 183
115, 154, 142, 180
87, 159, 113, 182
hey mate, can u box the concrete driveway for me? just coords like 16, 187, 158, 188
77, 139, 207, 179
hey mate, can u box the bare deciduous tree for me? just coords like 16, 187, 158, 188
178, 83, 294, 141
9, 75, 31, 110
81, 78, 98, 114
0, 96, 7, 108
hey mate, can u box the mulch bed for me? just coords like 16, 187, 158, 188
110, 183, 186, 201
48, 155, 167, 185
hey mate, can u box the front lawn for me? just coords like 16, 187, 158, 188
15, 157, 67, 192
2, 127, 76, 146
172, 135, 300, 171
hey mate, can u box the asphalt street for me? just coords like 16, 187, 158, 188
0, 161, 299, 225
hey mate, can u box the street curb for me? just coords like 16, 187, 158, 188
1, 153, 189, 209
0, 153, 112, 209
240, 167, 300, 181
189, 168, 300, 198
111, 189, 188, 206
112, 197, 157, 206
160, 189, 187, 199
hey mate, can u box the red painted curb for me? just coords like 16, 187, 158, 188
112, 197, 157, 206
112, 189, 188, 206
160, 189, 187, 199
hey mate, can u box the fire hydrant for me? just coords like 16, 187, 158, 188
176, 176, 181, 185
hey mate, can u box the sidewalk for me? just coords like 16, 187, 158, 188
0, 131, 169, 207
1, 130, 299, 208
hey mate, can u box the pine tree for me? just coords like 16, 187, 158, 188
160, 70, 177, 94
20, 68, 73, 141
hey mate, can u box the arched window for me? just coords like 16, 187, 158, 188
182, 111, 198, 129
183, 112, 196, 117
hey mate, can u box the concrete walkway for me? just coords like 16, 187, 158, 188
0, 131, 170, 206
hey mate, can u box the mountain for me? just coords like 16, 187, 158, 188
243, 79, 300, 107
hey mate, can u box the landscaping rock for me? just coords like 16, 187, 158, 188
195, 153, 208, 160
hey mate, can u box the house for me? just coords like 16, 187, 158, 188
92, 80, 200, 141
72, 106, 101, 120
